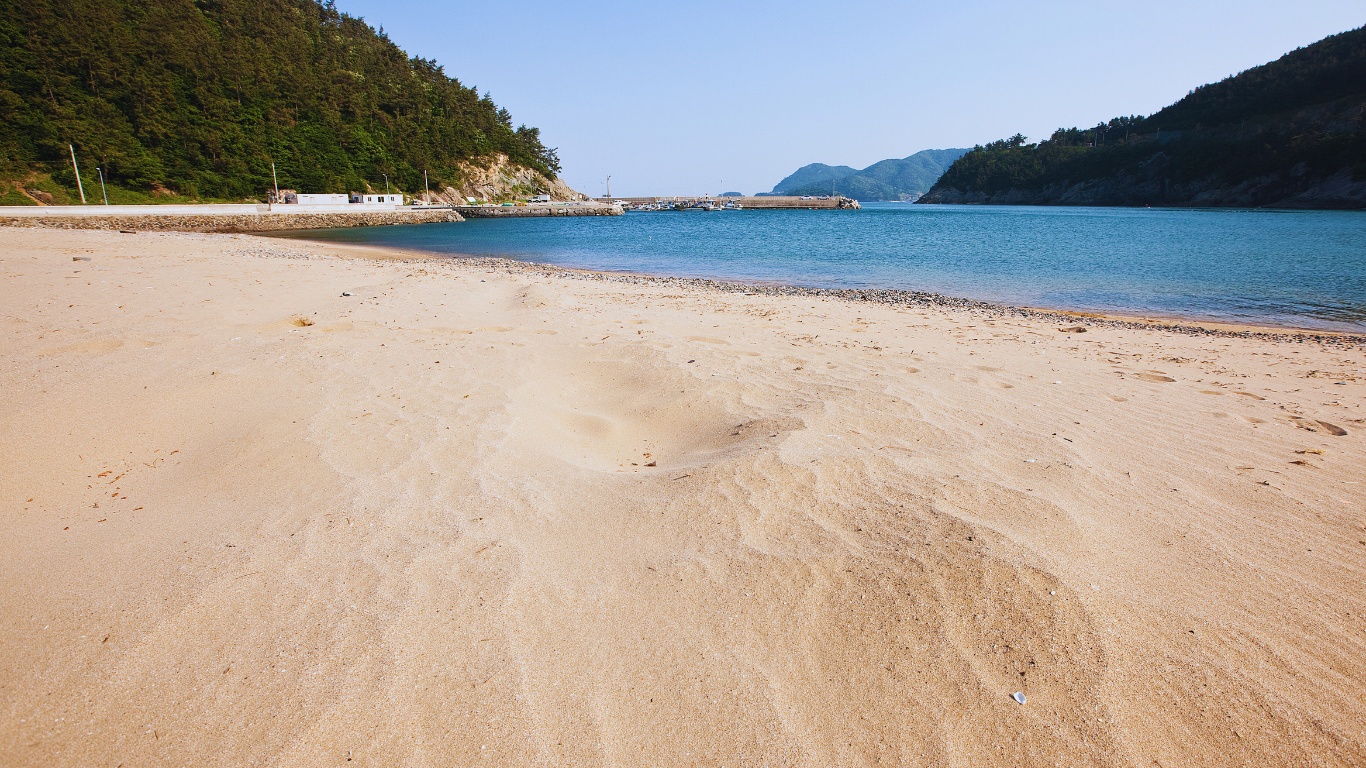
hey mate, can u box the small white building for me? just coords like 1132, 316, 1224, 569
363, 193, 404, 205
296, 193, 349, 205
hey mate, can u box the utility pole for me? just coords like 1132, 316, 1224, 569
384, 174, 390, 195
271, 162, 279, 201
424, 169, 430, 204
605, 175, 611, 199
96, 167, 108, 205
69, 144, 86, 204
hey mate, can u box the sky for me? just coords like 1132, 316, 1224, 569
333, 1, 1363, 197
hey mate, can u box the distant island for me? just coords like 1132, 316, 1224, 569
0, 0, 575, 205
920, 26, 1366, 209
765, 149, 969, 201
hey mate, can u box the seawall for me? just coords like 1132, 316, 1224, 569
0, 204, 465, 233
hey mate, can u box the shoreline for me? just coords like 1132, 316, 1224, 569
270, 231, 1366, 345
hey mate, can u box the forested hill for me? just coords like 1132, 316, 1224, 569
920, 26, 1366, 209
0, 0, 561, 203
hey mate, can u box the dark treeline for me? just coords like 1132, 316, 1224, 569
924, 26, 1366, 208
0, 0, 560, 199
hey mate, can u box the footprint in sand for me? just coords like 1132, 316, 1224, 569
37, 338, 126, 356
1136, 373, 1175, 383
1291, 417, 1348, 436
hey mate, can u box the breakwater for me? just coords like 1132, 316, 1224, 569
453, 202, 623, 217
733, 196, 860, 210
601, 196, 860, 211
0, 204, 465, 233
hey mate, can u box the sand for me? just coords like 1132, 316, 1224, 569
1, 227, 1363, 767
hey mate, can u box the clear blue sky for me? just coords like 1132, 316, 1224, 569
334, 1, 1363, 197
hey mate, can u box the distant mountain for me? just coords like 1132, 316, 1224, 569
920, 26, 1366, 208
768, 149, 969, 201
769, 163, 859, 194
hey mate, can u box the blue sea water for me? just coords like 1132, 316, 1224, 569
281, 203, 1366, 332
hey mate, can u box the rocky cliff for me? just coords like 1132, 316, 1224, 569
431, 155, 587, 204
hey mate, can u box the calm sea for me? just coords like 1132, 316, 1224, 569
280, 203, 1366, 332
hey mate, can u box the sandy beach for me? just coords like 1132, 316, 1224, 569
1, 227, 1363, 766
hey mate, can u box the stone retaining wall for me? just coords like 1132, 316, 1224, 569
0, 209, 465, 233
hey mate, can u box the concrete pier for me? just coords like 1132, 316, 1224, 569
598, 196, 860, 210
453, 202, 623, 217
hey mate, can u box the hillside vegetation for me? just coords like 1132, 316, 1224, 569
0, 0, 561, 203
769, 149, 968, 201
921, 26, 1366, 208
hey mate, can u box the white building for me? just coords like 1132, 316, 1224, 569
296, 193, 349, 205
363, 193, 404, 205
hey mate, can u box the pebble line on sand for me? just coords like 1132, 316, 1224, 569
229, 245, 1366, 349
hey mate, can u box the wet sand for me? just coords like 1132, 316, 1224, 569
2, 227, 1364, 766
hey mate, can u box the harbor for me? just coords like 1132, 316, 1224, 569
0, 194, 854, 234
0, 199, 627, 232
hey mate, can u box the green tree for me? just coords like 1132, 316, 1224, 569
0, 0, 562, 200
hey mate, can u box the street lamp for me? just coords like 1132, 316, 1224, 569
383, 174, 389, 196
96, 167, 109, 205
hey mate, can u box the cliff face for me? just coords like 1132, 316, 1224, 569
429, 155, 587, 204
